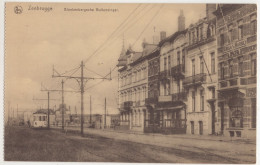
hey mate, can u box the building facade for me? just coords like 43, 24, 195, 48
185, 13, 218, 135
118, 42, 157, 132
214, 4, 257, 138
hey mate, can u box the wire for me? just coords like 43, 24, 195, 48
84, 4, 143, 64
132, 4, 164, 47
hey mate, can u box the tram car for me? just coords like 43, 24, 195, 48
32, 112, 48, 128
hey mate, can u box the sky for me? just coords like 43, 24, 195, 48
4, 2, 206, 121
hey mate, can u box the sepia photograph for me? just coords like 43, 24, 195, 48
2, 1, 257, 164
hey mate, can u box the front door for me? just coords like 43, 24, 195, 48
199, 121, 203, 135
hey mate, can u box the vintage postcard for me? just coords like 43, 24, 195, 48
2, 1, 257, 164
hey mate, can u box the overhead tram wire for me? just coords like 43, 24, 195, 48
83, 4, 155, 65
132, 4, 164, 47
83, 4, 156, 63
83, 3, 143, 65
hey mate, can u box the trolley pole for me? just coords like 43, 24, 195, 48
90, 95, 92, 125
62, 80, 64, 131
47, 91, 50, 129
105, 97, 106, 128
80, 61, 84, 136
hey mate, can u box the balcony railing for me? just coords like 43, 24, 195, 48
183, 73, 206, 87
158, 95, 172, 102
159, 70, 170, 80
119, 101, 133, 111
172, 91, 187, 102
171, 64, 185, 79
145, 97, 158, 105
219, 76, 256, 91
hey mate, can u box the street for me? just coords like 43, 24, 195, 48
4, 126, 256, 163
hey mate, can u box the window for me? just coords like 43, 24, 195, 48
212, 88, 215, 99
177, 80, 180, 93
200, 56, 204, 74
191, 121, 194, 134
164, 83, 166, 96
192, 91, 195, 112
199, 121, 203, 135
177, 51, 180, 66
228, 24, 233, 42
220, 34, 224, 46
182, 49, 185, 72
238, 57, 243, 76
199, 27, 203, 40
168, 56, 171, 71
200, 90, 204, 111
164, 57, 167, 70
220, 62, 225, 80
238, 19, 243, 40
250, 14, 257, 35
229, 61, 233, 78
192, 59, 195, 76
211, 52, 215, 74
251, 53, 256, 76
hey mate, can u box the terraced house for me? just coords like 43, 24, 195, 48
184, 4, 218, 135
117, 41, 157, 132
214, 4, 257, 138
156, 10, 188, 134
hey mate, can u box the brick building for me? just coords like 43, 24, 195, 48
214, 4, 257, 138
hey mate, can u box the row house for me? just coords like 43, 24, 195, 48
184, 7, 218, 135
117, 42, 157, 132
214, 4, 257, 138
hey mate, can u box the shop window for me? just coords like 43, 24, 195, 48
230, 108, 243, 128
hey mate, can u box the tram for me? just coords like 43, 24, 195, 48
31, 112, 48, 128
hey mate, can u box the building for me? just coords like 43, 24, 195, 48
55, 104, 71, 126
184, 5, 217, 135
214, 4, 257, 138
117, 41, 157, 132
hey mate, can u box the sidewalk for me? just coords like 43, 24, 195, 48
52, 125, 255, 144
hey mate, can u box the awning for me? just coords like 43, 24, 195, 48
156, 105, 184, 111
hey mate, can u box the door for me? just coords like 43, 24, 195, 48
199, 121, 203, 135
211, 103, 215, 134
191, 121, 194, 134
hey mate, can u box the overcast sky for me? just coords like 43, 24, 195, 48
4, 2, 206, 120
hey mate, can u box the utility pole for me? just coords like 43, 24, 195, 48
52, 60, 111, 136
40, 81, 77, 130
62, 80, 65, 130
80, 61, 84, 135
47, 91, 50, 129
90, 95, 92, 125
105, 97, 106, 128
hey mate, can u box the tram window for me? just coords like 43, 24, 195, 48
39, 116, 42, 121
43, 116, 46, 121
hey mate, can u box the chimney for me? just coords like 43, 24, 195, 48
160, 31, 166, 41
178, 9, 185, 31
206, 4, 217, 20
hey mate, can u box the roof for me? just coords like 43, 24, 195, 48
117, 46, 127, 67
159, 29, 187, 47
34, 109, 55, 115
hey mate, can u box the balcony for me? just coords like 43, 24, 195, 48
145, 97, 158, 105
172, 91, 187, 102
158, 95, 172, 102
219, 76, 256, 91
119, 101, 133, 111
171, 64, 185, 79
183, 73, 206, 88
159, 70, 170, 81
